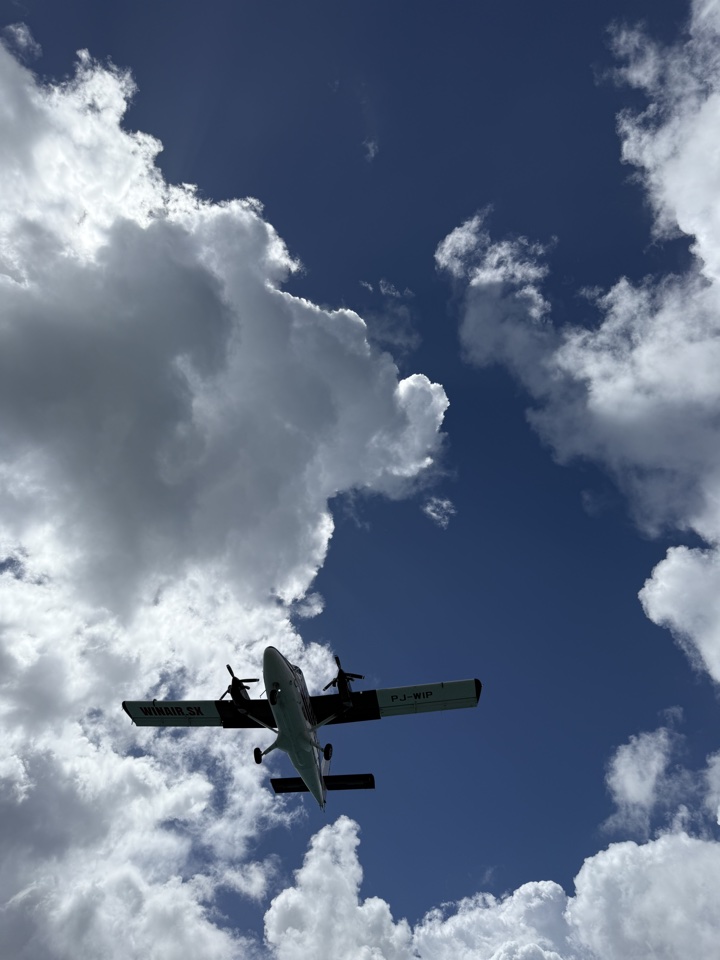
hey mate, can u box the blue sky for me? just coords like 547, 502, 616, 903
1, 1, 720, 958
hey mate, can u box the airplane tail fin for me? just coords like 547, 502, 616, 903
270, 774, 375, 794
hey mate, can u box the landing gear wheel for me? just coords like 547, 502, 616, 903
323, 743, 333, 762
269, 688, 279, 706
254, 747, 263, 765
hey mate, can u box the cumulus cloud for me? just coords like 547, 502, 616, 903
568, 833, 720, 960
436, 0, 720, 685
264, 816, 720, 960
0, 45, 447, 614
0, 39, 448, 958
640, 546, 720, 680
264, 817, 413, 960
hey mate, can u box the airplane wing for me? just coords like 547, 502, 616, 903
122, 698, 276, 729
311, 678, 482, 726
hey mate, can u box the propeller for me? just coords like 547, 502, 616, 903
220, 664, 259, 702
323, 656, 364, 690
323, 656, 364, 706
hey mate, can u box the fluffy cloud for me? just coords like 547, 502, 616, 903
264, 817, 573, 960
0, 37, 447, 958
0, 43, 447, 613
264, 817, 720, 960
436, 0, 720, 685
639, 546, 720, 681
568, 833, 720, 960
264, 817, 413, 960
435, 213, 553, 393
604, 727, 675, 834
429, 7, 720, 955
599, 721, 720, 838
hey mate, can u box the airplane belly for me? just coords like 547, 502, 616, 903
263, 646, 326, 807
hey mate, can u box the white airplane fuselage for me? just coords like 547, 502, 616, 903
262, 645, 326, 808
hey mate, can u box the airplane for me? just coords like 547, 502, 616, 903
123, 645, 482, 809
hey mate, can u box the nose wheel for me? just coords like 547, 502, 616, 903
269, 688, 279, 706
254, 747, 263, 764
323, 743, 333, 762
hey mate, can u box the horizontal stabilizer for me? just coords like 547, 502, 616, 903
270, 774, 375, 795
325, 773, 375, 791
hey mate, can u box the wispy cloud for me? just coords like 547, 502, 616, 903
363, 137, 379, 162
432, 3, 720, 952
422, 496, 456, 529
437, 1, 720, 687
1, 22, 41, 60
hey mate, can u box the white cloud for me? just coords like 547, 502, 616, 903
290, 591, 325, 619
1, 23, 42, 60
600, 717, 720, 842
640, 546, 720, 681
413, 882, 575, 960
568, 833, 720, 960
435, 213, 554, 393
422, 496, 456, 529
0, 39, 449, 958
0, 44, 448, 614
379, 278, 401, 297
264, 817, 413, 960
264, 817, 720, 960
436, 0, 720, 685
363, 137, 379, 162
425, 8, 720, 952
704, 751, 720, 823
606, 728, 673, 810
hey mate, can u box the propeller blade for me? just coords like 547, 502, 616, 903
323, 657, 364, 692
226, 665, 258, 683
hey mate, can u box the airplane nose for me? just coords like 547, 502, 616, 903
263, 646, 283, 673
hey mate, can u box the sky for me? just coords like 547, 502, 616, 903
1, 0, 720, 957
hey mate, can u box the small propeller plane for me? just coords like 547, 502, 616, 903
123, 646, 482, 809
